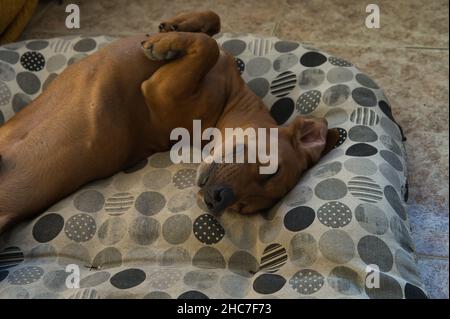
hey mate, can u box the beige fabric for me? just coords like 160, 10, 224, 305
0, 35, 427, 299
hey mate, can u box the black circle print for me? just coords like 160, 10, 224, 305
26, 40, 49, 51
270, 98, 294, 125
193, 214, 225, 245
352, 87, 377, 107
348, 125, 378, 143
378, 100, 406, 141
110, 268, 146, 289
345, 143, 377, 156
0, 50, 20, 64
222, 39, 246, 56
32, 213, 64, 243
404, 283, 428, 299
274, 40, 299, 53
300, 51, 327, 67
0, 271, 8, 282
357, 235, 393, 272
73, 38, 97, 52
235, 58, 245, 74
178, 290, 209, 299
20, 51, 45, 72
365, 272, 402, 299
17, 72, 41, 95
253, 274, 286, 294
384, 185, 407, 220
283, 206, 315, 232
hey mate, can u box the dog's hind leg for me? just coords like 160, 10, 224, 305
158, 10, 221, 36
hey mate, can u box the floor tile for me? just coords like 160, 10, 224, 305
405, 132, 449, 207
417, 257, 449, 299
408, 204, 449, 257
276, 0, 449, 48
21, 0, 283, 39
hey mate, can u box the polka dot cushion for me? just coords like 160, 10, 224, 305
0, 35, 426, 299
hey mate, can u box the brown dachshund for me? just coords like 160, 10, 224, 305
0, 11, 338, 233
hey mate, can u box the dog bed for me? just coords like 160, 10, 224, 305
0, 34, 427, 299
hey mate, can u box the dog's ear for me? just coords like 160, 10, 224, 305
287, 116, 328, 163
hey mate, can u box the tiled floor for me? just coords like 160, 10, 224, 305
17, 0, 450, 298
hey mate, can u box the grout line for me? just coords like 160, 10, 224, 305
267, 35, 449, 51
271, 0, 288, 37
404, 46, 449, 51
416, 254, 449, 261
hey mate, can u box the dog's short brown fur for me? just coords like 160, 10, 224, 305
0, 11, 338, 233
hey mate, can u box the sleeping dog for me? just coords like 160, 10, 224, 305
0, 11, 338, 233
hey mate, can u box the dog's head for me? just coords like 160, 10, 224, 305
196, 116, 339, 214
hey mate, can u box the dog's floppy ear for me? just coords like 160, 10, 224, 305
287, 116, 329, 163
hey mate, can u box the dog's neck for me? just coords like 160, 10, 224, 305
215, 87, 277, 132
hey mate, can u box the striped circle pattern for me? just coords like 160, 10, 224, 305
259, 243, 288, 273
350, 107, 380, 126
247, 38, 274, 56
0, 247, 24, 271
105, 193, 135, 215
348, 176, 383, 203
270, 71, 297, 97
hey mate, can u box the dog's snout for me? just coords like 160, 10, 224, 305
204, 185, 234, 213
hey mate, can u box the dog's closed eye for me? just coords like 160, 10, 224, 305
261, 165, 280, 181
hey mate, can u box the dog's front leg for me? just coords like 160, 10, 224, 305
140, 31, 220, 102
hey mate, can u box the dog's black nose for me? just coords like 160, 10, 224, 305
204, 185, 234, 213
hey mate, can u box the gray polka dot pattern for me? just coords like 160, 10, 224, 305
173, 169, 196, 189
0, 81, 11, 105
0, 34, 423, 299
64, 214, 97, 242
193, 214, 225, 245
289, 269, 324, 295
317, 201, 352, 228
296, 90, 321, 114
8, 266, 44, 285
